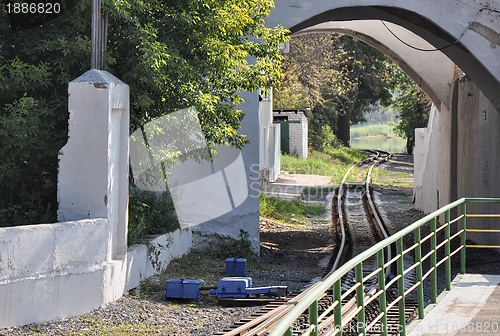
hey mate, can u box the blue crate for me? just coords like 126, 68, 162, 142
163, 278, 201, 302
209, 277, 252, 298
226, 257, 248, 276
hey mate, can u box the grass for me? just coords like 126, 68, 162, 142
71, 321, 169, 335
24, 318, 173, 335
350, 123, 397, 138
259, 193, 326, 225
370, 167, 414, 187
280, 148, 368, 185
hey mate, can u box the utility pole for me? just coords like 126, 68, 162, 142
91, 0, 107, 69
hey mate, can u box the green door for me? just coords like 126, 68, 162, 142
273, 121, 290, 155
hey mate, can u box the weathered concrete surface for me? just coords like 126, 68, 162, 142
125, 229, 192, 292
58, 69, 130, 261
0, 220, 192, 328
190, 90, 261, 252
414, 103, 452, 215
0, 219, 109, 328
455, 77, 500, 246
414, 76, 500, 247
407, 274, 500, 336
293, 20, 455, 111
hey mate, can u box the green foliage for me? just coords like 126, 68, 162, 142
66, 318, 168, 335
360, 106, 398, 125
127, 190, 180, 246
387, 64, 430, 154
371, 167, 414, 187
309, 124, 342, 151
0, 0, 287, 228
259, 193, 325, 224
350, 123, 396, 138
274, 33, 392, 148
206, 229, 254, 259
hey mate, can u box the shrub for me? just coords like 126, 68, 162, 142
127, 188, 180, 246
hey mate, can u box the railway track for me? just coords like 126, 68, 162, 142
213, 150, 418, 336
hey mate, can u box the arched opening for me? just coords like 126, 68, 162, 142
275, 5, 500, 111
266, 3, 500, 245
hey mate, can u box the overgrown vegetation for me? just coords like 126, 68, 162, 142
273, 33, 392, 147
275, 33, 430, 153
350, 123, 397, 138
127, 190, 180, 246
371, 167, 414, 187
387, 64, 431, 154
0, 0, 287, 229
259, 193, 325, 225
280, 148, 367, 184
67, 318, 169, 335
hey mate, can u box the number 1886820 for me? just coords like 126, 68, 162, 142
6, 3, 61, 14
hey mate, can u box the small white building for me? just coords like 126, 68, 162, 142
273, 108, 312, 159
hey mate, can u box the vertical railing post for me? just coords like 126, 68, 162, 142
309, 299, 318, 336
445, 210, 451, 290
334, 280, 342, 336
396, 238, 406, 336
414, 227, 424, 319
355, 263, 366, 336
431, 217, 437, 304
377, 250, 388, 336
461, 202, 467, 274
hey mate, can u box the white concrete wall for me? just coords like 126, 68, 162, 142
268, 123, 281, 182
414, 104, 452, 213
414, 76, 500, 248
455, 77, 500, 247
190, 89, 261, 252
259, 89, 273, 169
125, 229, 192, 291
0, 220, 192, 329
0, 219, 109, 328
56, 69, 131, 306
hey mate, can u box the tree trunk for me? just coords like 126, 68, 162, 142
337, 110, 351, 147
406, 136, 415, 155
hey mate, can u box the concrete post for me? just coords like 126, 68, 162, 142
57, 69, 130, 264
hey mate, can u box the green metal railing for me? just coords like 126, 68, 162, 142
270, 198, 500, 336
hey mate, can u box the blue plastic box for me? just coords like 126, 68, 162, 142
210, 277, 252, 298
226, 257, 248, 276
163, 278, 201, 302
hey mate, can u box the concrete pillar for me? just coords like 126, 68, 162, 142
413, 103, 451, 215
57, 69, 130, 263
190, 90, 261, 252
456, 77, 500, 247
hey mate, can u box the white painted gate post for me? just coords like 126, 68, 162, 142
57, 69, 129, 300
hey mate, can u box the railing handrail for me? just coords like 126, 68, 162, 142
269, 197, 500, 336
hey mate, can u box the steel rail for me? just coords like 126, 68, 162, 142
241, 150, 391, 336
269, 197, 500, 336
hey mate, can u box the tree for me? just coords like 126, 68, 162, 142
273, 33, 391, 147
387, 64, 430, 154
0, 0, 287, 226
